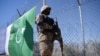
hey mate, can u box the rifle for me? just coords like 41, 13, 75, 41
55, 18, 59, 28
54, 18, 64, 56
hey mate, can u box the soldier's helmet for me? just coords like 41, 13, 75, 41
41, 5, 51, 15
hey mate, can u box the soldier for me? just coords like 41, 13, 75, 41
35, 5, 63, 56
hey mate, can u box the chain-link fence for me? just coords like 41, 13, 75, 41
0, 0, 100, 56
33, 0, 100, 56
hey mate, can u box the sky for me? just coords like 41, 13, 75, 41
0, 0, 100, 53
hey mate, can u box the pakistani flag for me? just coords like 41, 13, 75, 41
5, 6, 36, 56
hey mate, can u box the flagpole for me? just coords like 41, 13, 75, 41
77, 0, 86, 56
17, 9, 21, 17
43, 0, 46, 5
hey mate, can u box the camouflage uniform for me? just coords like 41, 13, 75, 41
35, 5, 54, 56
35, 5, 63, 56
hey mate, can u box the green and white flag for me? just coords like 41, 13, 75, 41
5, 6, 36, 56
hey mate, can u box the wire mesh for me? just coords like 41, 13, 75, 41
33, 0, 100, 56
0, 0, 100, 56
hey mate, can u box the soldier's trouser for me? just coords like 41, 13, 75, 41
38, 32, 54, 56
39, 41, 53, 56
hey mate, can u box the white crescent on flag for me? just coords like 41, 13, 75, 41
16, 28, 25, 44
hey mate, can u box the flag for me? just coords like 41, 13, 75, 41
77, 0, 81, 6
6, 6, 36, 56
